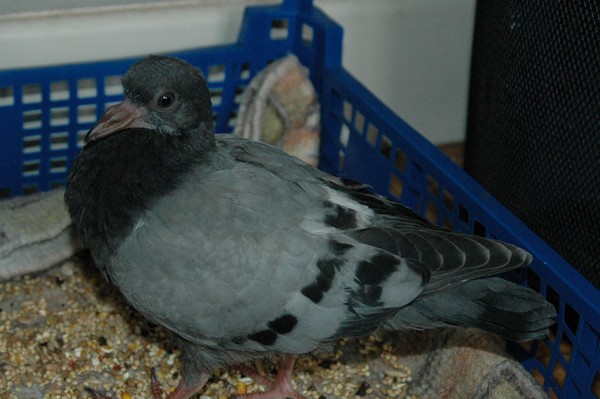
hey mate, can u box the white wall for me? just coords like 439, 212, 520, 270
320, 0, 475, 144
0, 0, 475, 144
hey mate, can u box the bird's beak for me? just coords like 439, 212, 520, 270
85, 100, 150, 144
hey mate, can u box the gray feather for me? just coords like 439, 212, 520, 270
387, 278, 556, 341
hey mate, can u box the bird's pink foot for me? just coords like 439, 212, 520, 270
233, 354, 306, 399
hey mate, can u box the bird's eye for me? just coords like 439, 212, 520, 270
156, 91, 177, 109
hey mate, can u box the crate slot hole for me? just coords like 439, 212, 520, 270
240, 62, 251, 80
24, 185, 39, 195
366, 123, 378, 147
389, 174, 403, 199
442, 189, 454, 211
354, 111, 365, 133
235, 86, 246, 104
227, 111, 237, 128
339, 124, 350, 147
210, 88, 223, 106
302, 23, 314, 45
208, 65, 226, 83
442, 215, 453, 231
77, 129, 88, 148
338, 149, 345, 171
552, 360, 567, 389
51, 182, 65, 190
546, 285, 560, 310
0, 188, 11, 198
395, 148, 408, 172
534, 340, 553, 368
425, 201, 438, 224
77, 78, 97, 99
78, 105, 97, 124
23, 110, 42, 129
343, 101, 353, 122
104, 75, 123, 96
473, 220, 486, 237
22, 83, 42, 104
564, 303, 580, 335
50, 81, 69, 101
561, 333, 573, 363
270, 18, 289, 40
50, 157, 68, 173
23, 160, 40, 176
23, 135, 42, 153
380, 135, 392, 159
50, 132, 69, 150
50, 107, 69, 126
0, 86, 14, 106
427, 175, 439, 197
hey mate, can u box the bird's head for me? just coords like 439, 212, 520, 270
85, 55, 214, 144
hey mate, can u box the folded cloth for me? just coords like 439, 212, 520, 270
393, 328, 548, 399
0, 188, 80, 280
235, 54, 321, 166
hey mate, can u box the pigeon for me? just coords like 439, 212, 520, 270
65, 55, 556, 399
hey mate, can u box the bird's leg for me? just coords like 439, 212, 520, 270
233, 354, 306, 399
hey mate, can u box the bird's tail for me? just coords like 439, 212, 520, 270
387, 277, 556, 341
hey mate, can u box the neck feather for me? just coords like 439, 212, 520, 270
65, 126, 214, 267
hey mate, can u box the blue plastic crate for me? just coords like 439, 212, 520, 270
1, 0, 598, 397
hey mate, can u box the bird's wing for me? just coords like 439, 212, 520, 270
227, 135, 532, 290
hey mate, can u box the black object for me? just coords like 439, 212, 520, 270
465, 0, 600, 288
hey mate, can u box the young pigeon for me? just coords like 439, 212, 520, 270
65, 55, 555, 399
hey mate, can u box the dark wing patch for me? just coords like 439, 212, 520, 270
328, 239, 353, 255
301, 257, 344, 304
351, 285, 384, 307
301, 282, 326, 304
267, 314, 298, 335
355, 253, 399, 286
323, 201, 358, 229
248, 329, 278, 346
247, 314, 299, 347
